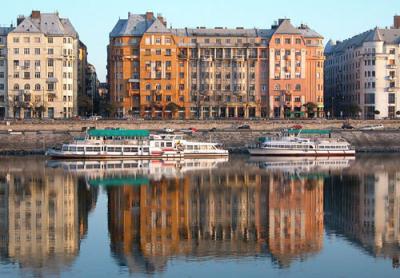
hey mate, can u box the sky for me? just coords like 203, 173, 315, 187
1, 0, 399, 81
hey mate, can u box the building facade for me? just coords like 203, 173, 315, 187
325, 16, 400, 119
108, 12, 324, 119
6, 11, 79, 119
0, 26, 14, 119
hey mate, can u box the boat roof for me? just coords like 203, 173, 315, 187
88, 129, 150, 137
287, 129, 332, 135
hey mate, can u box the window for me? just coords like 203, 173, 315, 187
166, 95, 171, 102
295, 38, 301, 44
365, 94, 375, 104
35, 72, 40, 78
295, 84, 301, 91
48, 48, 54, 55
48, 37, 53, 43
156, 49, 161, 55
35, 48, 40, 55
285, 38, 291, 44
35, 84, 41, 91
24, 48, 30, 55
13, 37, 19, 43
48, 59, 54, 67
47, 83, 54, 91
389, 93, 395, 104
275, 38, 281, 44
165, 49, 171, 56
14, 48, 19, 55
274, 84, 280, 91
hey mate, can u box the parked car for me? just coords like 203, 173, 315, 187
180, 127, 198, 134
209, 127, 217, 132
342, 123, 355, 129
89, 115, 102, 121
163, 128, 175, 133
237, 124, 251, 130
359, 124, 384, 131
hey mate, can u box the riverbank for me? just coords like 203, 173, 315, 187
1, 123, 400, 154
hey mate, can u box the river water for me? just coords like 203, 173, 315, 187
0, 155, 399, 277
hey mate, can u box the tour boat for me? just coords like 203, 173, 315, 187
248, 129, 355, 157
46, 129, 228, 159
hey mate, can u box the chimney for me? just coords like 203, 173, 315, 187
17, 15, 25, 26
394, 15, 400, 29
146, 11, 154, 21
31, 10, 41, 19
128, 12, 131, 18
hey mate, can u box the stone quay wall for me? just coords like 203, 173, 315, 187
0, 119, 400, 154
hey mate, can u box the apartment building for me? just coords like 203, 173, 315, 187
7, 11, 79, 119
108, 12, 324, 119
0, 26, 14, 119
325, 16, 400, 119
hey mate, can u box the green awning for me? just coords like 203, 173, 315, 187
89, 177, 149, 187
287, 129, 331, 135
88, 129, 150, 138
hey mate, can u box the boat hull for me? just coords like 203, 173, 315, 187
248, 148, 356, 157
47, 149, 229, 160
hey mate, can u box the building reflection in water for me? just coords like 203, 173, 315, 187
105, 157, 326, 273
0, 157, 98, 276
324, 155, 400, 268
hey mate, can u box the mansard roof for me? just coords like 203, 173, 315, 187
145, 19, 170, 34
325, 27, 400, 54
110, 14, 155, 37
12, 12, 78, 38
273, 19, 302, 35
0, 26, 14, 36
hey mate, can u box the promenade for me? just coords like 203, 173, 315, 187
1, 119, 400, 154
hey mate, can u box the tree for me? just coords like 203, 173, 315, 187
34, 105, 46, 119
165, 102, 181, 118
396, 111, 400, 116
102, 102, 117, 118
374, 110, 380, 115
78, 95, 93, 116
304, 102, 317, 118
344, 103, 362, 118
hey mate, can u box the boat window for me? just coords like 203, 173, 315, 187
143, 147, 149, 152
77, 147, 85, 152
108, 147, 115, 152
62, 146, 68, 151
155, 142, 160, 147
161, 142, 165, 147
93, 147, 101, 152
187, 145, 193, 150
69, 146, 77, 152
115, 147, 122, 152
166, 142, 172, 147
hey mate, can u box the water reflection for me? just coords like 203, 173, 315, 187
0, 155, 400, 276
102, 157, 326, 273
324, 154, 400, 268
0, 157, 98, 276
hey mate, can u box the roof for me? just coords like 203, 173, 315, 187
0, 26, 14, 36
326, 27, 400, 54
12, 12, 78, 38
273, 19, 302, 35
298, 26, 323, 38
88, 129, 150, 137
110, 13, 155, 37
146, 19, 170, 34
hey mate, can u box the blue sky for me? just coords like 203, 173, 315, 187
1, 0, 399, 81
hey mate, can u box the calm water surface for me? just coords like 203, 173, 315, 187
0, 155, 399, 277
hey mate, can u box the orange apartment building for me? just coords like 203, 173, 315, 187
108, 12, 324, 119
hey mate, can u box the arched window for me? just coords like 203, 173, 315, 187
35, 84, 41, 91
274, 84, 280, 91
24, 84, 30, 90
295, 84, 301, 91
13, 84, 19, 90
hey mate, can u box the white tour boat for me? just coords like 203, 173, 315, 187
248, 129, 355, 157
46, 129, 228, 159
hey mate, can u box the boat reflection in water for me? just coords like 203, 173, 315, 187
104, 157, 325, 273
0, 157, 98, 276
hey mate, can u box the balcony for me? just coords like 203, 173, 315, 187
387, 87, 397, 92
128, 78, 140, 83
387, 64, 396, 69
46, 77, 58, 83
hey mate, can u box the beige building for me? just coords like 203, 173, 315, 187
0, 26, 13, 119
325, 16, 400, 119
7, 11, 79, 119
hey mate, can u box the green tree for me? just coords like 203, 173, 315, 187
165, 102, 181, 118
304, 102, 317, 118
374, 110, 380, 115
344, 103, 362, 117
78, 95, 93, 116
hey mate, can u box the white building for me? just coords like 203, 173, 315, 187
325, 16, 400, 119
7, 11, 79, 119
0, 26, 14, 119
